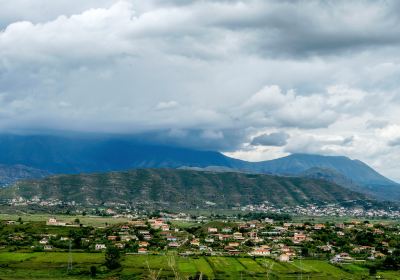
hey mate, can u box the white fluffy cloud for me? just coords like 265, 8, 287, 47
1, 0, 400, 180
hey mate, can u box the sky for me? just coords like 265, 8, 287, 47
1, 0, 400, 180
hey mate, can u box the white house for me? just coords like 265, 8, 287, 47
279, 254, 290, 262
95, 244, 107, 250
208, 227, 218, 233
251, 247, 271, 256
39, 238, 49, 245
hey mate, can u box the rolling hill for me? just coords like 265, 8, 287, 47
0, 169, 370, 209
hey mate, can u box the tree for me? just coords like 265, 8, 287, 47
301, 247, 309, 257
105, 246, 121, 269
383, 249, 400, 269
90, 266, 97, 277
369, 266, 377, 276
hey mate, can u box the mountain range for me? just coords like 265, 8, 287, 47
0, 134, 398, 201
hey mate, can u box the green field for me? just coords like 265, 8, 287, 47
0, 213, 131, 227
1, 252, 399, 279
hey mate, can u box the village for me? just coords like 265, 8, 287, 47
2, 213, 400, 268
4, 196, 400, 219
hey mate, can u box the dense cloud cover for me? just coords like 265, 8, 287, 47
1, 0, 400, 180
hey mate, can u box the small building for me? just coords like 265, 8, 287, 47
330, 253, 353, 263
293, 233, 307, 243
314, 224, 326, 230
39, 238, 49, 245
199, 245, 208, 251
249, 231, 258, 239
279, 254, 290, 262
46, 217, 66, 226
251, 248, 271, 256
222, 227, 232, 233
121, 225, 130, 231
208, 227, 218, 233
167, 236, 177, 242
46, 218, 58, 226
121, 235, 137, 242
95, 244, 107, 251
129, 220, 147, 228
143, 234, 152, 240
138, 248, 148, 254
115, 243, 125, 249
233, 232, 244, 240
161, 224, 170, 231
264, 218, 274, 224
168, 242, 180, 248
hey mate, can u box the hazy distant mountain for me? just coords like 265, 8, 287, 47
252, 154, 395, 186
0, 134, 398, 201
252, 154, 400, 201
0, 169, 370, 209
0, 164, 50, 187
0, 134, 244, 173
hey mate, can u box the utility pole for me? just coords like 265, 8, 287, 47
67, 239, 73, 272
300, 255, 303, 280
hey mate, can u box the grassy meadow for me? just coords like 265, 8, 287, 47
0, 251, 399, 279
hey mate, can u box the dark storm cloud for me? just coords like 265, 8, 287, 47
251, 132, 289, 147
388, 138, 400, 147
212, 0, 400, 58
129, 128, 250, 151
1, 0, 400, 179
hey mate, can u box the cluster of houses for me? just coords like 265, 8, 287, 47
182, 221, 305, 261
5, 196, 400, 220
240, 202, 400, 218
177, 219, 396, 263
93, 218, 186, 255
2, 215, 399, 265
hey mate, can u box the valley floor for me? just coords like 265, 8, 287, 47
0, 252, 399, 280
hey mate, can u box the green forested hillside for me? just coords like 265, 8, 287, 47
0, 169, 369, 209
